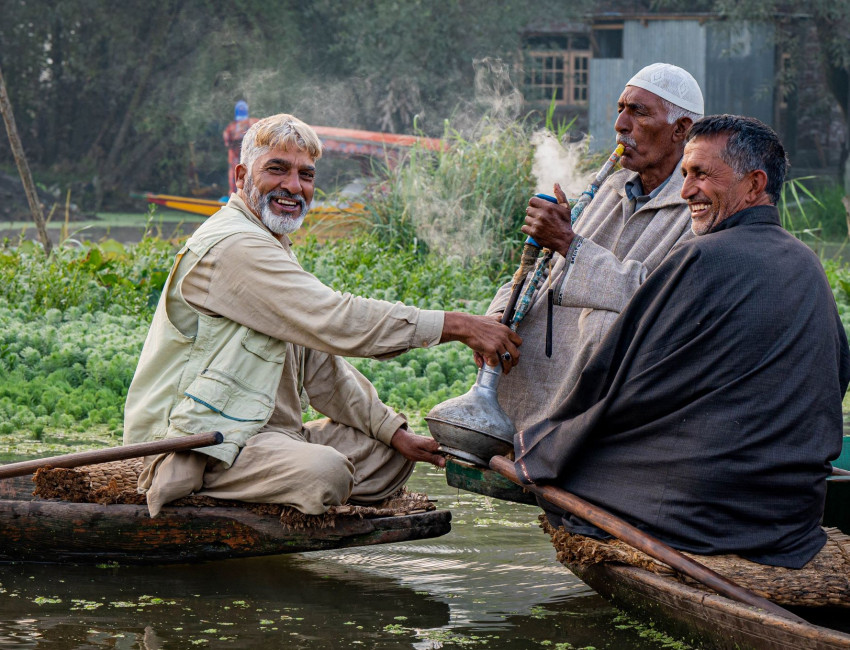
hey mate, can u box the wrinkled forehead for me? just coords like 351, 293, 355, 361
684, 133, 729, 157
251, 144, 316, 170
681, 135, 734, 174
618, 85, 664, 110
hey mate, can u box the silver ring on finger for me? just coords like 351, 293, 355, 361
501, 351, 512, 362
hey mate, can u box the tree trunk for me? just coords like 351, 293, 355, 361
0, 62, 52, 255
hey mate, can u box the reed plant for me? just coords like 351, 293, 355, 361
778, 178, 850, 244
363, 116, 539, 274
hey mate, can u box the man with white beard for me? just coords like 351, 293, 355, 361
124, 113, 521, 517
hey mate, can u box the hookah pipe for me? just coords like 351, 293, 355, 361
505, 144, 626, 352
424, 144, 626, 466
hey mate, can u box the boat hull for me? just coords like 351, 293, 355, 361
442, 459, 850, 648
570, 561, 850, 650
0, 477, 451, 564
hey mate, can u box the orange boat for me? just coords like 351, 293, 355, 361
311, 125, 445, 156
142, 193, 225, 217
140, 125, 440, 235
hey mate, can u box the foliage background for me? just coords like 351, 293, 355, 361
0, 0, 580, 211
3, 0, 850, 208
2, 0, 850, 455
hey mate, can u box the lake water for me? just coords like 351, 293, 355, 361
0, 463, 675, 649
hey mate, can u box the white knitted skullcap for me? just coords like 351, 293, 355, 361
626, 63, 704, 115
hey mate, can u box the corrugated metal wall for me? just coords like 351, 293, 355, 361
705, 22, 775, 122
588, 59, 634, 153
588, 19, 774, 152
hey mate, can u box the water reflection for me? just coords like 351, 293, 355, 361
0, 465, 673, 649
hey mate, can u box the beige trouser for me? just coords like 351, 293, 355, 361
140, 418, 414, 517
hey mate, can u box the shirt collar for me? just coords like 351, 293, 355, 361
625, 174, 672, 203
709, 204, 781, 234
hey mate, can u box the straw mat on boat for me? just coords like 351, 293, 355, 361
31, 459, 435, 529
541, 516, 850, 607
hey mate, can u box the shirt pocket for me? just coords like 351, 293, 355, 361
241, 329, 287, 363
170, 368, 274, 436
578, 308, 619, 346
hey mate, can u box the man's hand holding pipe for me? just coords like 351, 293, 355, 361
522, 183, 575, 257
441, 312, 521, 374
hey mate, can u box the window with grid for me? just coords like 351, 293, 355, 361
524, 35, 591, 106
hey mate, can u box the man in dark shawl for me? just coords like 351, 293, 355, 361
514, 115, 850, 569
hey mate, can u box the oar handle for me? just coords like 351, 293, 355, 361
0, 432, 224, 480
489, 455, 807, 623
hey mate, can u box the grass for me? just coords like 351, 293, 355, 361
363, 116, 538, 271
780, 179, 849, 243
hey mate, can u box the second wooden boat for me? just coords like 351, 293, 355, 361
445, 458, 850, 650
569, 559, 850, 650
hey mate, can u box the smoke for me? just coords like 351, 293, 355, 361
530, 130, 589, 199
472, 58, 524, 125
446, 57, 524, 137
289, 80, 363, 128
409, 192, 493, 262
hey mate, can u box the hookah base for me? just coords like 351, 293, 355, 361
437, 445, 490, 468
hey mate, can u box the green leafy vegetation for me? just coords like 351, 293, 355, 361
612, 613, 693, 650
3, 122, 850, 459
779, 178, 850, 242
0, 236, 174, 315
0, 229, 507, 458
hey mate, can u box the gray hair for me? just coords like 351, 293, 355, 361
686, 114, 789, 204
661, 98, 702, 125
240, 113, 323, 174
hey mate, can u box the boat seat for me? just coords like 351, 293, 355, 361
30, 459, 436, 529
541, 516, 850, 608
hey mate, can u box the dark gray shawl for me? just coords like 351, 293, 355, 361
514, 205, 850, 568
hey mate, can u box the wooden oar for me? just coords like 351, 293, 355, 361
0, 431, 224, 480
489, 455, 808, 624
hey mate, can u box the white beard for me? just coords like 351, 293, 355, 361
260, 203, 306, 235
244, 175, 308, 235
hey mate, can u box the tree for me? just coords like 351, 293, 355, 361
295, 0, 586, 136
653, 0, 850, 191
0, 0, 590, 207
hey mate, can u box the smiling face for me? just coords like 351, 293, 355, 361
236, 146, 316, 235
680, 135, 763, 236
614, 86, 686, 191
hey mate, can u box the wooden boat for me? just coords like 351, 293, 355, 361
569, 559, 850, 649
141, 192, 366, 220
445, 457, 850, 650
0, 475, 451, 565
141, 192, 225, 217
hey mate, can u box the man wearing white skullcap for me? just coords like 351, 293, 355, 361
626, 62, 704, 115
486, 63, 704, 431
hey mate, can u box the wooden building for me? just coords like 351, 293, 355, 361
520, 11, 845, 179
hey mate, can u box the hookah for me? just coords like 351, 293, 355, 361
425, 145, 625, 466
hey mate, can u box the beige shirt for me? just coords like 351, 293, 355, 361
180, 196, 445, 446
488, 165, 693, 430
